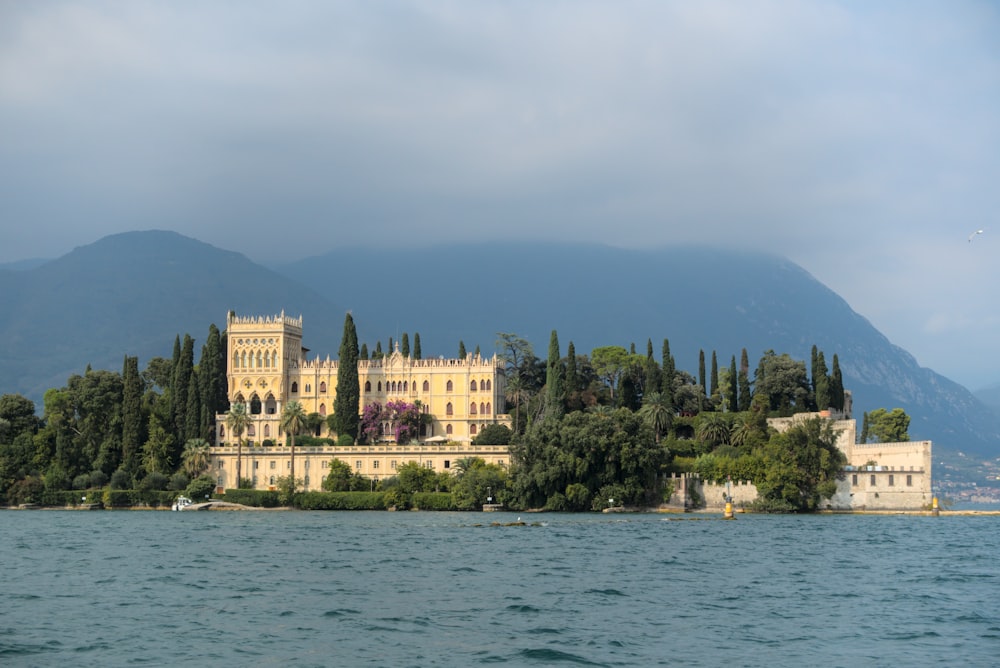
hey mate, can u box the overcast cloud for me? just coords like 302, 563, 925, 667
1, 1, 998, 388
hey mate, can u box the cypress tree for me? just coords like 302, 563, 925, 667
738, 348, 752, 411
334, 313, 360, 442
121, 355, 143, 480
199, 324, 226, 441
698, 349, 707, 410
413, 333, 422, 359
709, 351, 719, 400
185, 370, 201, 446
565, 341, 578, 396
388, 337, 394, 354
860, 411, 870, 444
830, 354, 845, 412
168, 335, 181, 424
360, 343, 369, 360
810, 345, 819, 395
474, 344, 480, 357
401, 333, 410, 357
728, 355, 738, 412
373, 341, 383, 359
544, 330, 564, 419
661, 339, 675, 409
644, 339, 662, 401
814, 351, 831, 411
172, 334, 195, 445
458, 340, 467, 359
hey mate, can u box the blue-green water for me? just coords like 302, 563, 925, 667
2, 511, 998, 667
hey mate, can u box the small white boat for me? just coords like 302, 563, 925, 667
172, 495, 193, 511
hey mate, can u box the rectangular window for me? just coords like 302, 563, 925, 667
852, 474, 858, 486
356, 460, 362, 470
391, 460, 397, 470
322, 461, 328, 468
304, 460, 310, 469
425, 461, 433, 469
305, 384, 311, 393
906, 475, 913, 487
373, 461, 379, 469
304, 475, 310, 486
286, 462, 290, 469
270, 461, 276, 469
498, 460, 504, 466
870, 474, 876, 486
444, 460, 450, 469
254, 461, 259, 470
888, 475, 894, 487
218, 460, 224, 469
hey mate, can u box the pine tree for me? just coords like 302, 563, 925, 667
413, 333, 422, 359
458, 340, 467, 359
401, 333, 410, 357
544, 330, 564, 419
738, 348, 752, 411
334, 313, 360, 443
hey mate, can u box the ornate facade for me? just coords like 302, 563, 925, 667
211, 311, 511, 491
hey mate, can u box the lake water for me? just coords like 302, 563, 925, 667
2, 510, 998, 667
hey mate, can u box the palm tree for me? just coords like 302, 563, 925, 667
225, 403, 250, 488
281, 400, 307, 494
453, 456, 484, 476
639, 392, 673, 443
696, 412, 731, 448
181, 438, 210, 478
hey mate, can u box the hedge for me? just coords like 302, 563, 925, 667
412, 492, 457, 511
222, 488, 282, 507
101, 489, 174, 508
295, 491, 387, 510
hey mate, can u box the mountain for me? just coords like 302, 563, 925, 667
0, 231, 349, 402
1, 232, 997, 465
277, 242, 1000, 459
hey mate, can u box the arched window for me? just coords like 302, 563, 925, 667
486, 402, 491, 414
480, 402, 486, 415
270, 476, 275, 485
365, 380, 371, 392
233, 352, 239, 369
219, 425, 226, 438
320, 381, 327, 393
470, 403, 477, 415
403, 381, 408, 392
319, 403, 326, 416
377, 381, 382, 392
486, 380, 491, 391
291, 382, 298, 393
257, 351, 263, 368
471, 424, 478, 436
248, 424, 256, 436
446, 380, 453, 392
250, 396, 262, 415
471, 380, 478, 392
446, 424, 453, 435
446, 402, 453, 416
272, 351, 278, 368
423, 380, 429, 392
391, 381, 397, 393
241, 352, 247, 368
263, 424, 270, 437
264, 352, 270, 368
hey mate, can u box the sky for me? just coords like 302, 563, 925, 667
1, 1, 999, 390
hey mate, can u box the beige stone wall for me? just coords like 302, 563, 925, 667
210, 442, 510, 492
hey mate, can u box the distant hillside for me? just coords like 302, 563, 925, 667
277, 242, 1000, 458
1, 232, 997, 463
0, 231, 349, 402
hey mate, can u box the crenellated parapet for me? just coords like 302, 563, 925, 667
227, 310, 302, 330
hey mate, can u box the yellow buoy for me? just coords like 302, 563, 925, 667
723, 501, 735, 520
932, 496, 939, 517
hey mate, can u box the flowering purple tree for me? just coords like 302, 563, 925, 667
385, 400, 421, 443
360, 402, 383, 444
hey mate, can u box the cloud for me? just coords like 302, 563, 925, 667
1, 0, 999, 386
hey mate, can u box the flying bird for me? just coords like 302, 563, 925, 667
969, 229, 984, 242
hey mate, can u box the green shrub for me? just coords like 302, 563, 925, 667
185, 475, 216, 502
40, 490, 88, 507
102, 488, 135, 507
295, 491, 387, 510
110, 469, 132, 489
412, 492, 456, 511
222, 488, 281, 507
